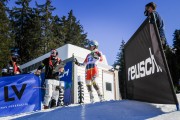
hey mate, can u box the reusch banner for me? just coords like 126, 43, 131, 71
124, 18, 179, 105
0, 74, 41, 117
59, 61, 73, 104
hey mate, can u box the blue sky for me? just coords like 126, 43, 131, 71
8, 0, 180, 65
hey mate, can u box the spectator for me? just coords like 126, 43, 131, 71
144, 2, 167, 48
1, 50, 21, 76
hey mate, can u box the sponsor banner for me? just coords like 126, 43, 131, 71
0, 74, 41, 117
59, 61, 73, 104
124, 18, 178, 104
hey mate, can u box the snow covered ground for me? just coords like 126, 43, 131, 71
0, 94, 180, 120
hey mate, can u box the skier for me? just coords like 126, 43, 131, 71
144, 2, 167, 48
74, 40, 103, 103
35, 49, 65, 109
1, 50, 22, 76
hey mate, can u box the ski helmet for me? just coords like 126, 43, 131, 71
89, 40, 99, 49
11, 52, 19, 59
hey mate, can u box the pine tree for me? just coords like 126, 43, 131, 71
61, 10, 88, 47
50, 15, 65, 48
173, 30, 180, 64
165, 46, 177, 86
164, 30, 180, 92
36, 0, 55, 54
7, 0, 89, 64
172, 29, 180, 91
113, 40, 126, 98
0, 0, 12, 70
26, 8, 43, 60
9, 0, 36, 63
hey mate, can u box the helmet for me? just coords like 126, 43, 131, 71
11, 52, 20, 60
89, 40, 98, 49
10, 48, 20, 62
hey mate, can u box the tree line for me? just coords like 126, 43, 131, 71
114, 30, 180, 96
0, 0, 89, 67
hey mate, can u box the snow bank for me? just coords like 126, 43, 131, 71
0, 94, 179, 120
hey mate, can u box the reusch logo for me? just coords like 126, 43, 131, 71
128, 48, 162, 81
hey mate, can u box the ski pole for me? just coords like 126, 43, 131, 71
33, 86, 47, 90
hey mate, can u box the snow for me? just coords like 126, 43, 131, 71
0, 94, 180, 120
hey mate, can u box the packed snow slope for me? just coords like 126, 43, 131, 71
0, 94, 180, 120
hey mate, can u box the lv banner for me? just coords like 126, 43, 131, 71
0, 74, 41, 117
124, 18, 179, 108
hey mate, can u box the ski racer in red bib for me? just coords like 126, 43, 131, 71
74, 40, 103, 103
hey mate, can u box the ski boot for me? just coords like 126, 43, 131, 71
90, 92, 94, 103
50, 99, 57, 108
98, 94, 104, 102
43, 105, 49, 109
90, 95, 94, 103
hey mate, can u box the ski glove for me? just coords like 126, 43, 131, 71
34, 70, 41, 76
55, 86, 60, 91
74, 58, 80, 66
92, 52, 99, 59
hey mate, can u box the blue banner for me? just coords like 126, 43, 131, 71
0, 74, 41, 117
59, 61, 73, 105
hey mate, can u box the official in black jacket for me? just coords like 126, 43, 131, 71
35, 49, 65, 109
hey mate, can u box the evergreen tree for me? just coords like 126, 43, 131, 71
165, 46, 177, 86
173, 30, 180, 66
164, 30, 180, 92
5, 0, 88, 64
26, 8, 43, 60
114, 40, 126, 98
50, 15, 65, 48
0, 0, 12, 69
9, 0, 35, 63
172, 29, 180, 91
36, 0, 55, 53
61, 10, 88, 47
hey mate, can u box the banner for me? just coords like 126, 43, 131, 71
0, 74, 41, 117
124, 18, 178, 105
59, 61, 73, 104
